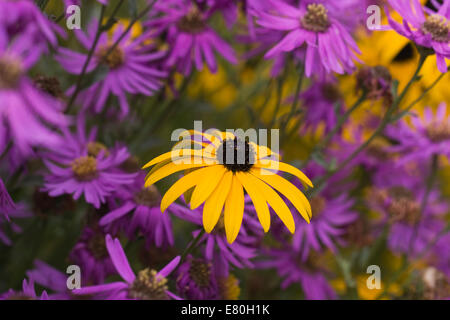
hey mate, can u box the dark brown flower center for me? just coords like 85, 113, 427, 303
356, 66, 393, 101
87, 141, 109, 157
366, 139, 390, 159
426, 121, 450, 142
422, 14, 449, 42
134, 185, 161, 207
216, 138, 256, 173
0, 56, 23, 89
176, 6, 207, 34
72, 156, 98, 181
128, 268, 169, 300
301, 3, 330, 33
188, 259, 212, 288
96, 45, 125, 69
321, 83, 341, 102
387, 187, 421, 225
34, 75, 64, 98
87, 232, 109, 260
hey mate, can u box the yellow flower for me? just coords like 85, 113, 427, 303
143, 130, 313, 243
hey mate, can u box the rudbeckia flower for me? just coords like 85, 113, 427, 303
142, 130, 313, 243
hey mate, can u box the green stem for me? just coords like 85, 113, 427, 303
308, 53, 427, 197
180, 229, 205, 263
301, 92, 367, 169
408, 153, 438, 253
66, 5, 106, 112
102, 1, 156, 61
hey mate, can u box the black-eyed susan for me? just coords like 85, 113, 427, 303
143, 130, 313, 243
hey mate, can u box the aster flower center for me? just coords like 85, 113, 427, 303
301, 3, 330, 33
366, 140, 390, 160
6, 293, 35, 300
387, 187, 421, 225
71, 156, 98, 181
96, 45, 125, 69
321, 83, 341, 102
216, 138, 256, 173
425, 121, 450, 142
87, 232, 109, 260
87, 141, 110, 157
422, 14, 450, 42
134, 185, 161, 207
128, 268, 169, 300
0, 56, 23, 89
34, 75, 64, 98
188, 259, 211, 288
177, 5, 207, 34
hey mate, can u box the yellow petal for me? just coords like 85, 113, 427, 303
224, 175, 245, 243
203, 171, 233, 233
173, 139, 208, 150
190, 166, 226, 209
145, 161, 209, 187
160, 167, 212, 212
254, 160, 313, 188
249, 173, 296, 233
236, 172, 270, 232
252, 168, 311, 222
142, 149, 215, 169
249, 142, 280, 160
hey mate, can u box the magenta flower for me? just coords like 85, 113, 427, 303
291, 194, 358, 261
57, 22, 167, 117
74, 235, 181, 300
387, 0, 450, 72
43, 119, 137, 208
0, 31, 69, 155
259, 249, 337, 300
0, 0, 64, 52
175, 254, 219, 300
26, 260, 72, 300
175, 196, 263, 274
0, 277, 48, 300
99, 174, 183, 248
69, 226, 116, 284
255, 0, 361, 77
146, 0, 237, 75
386, 103, 450, 164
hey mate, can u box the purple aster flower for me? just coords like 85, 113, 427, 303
368, 181, 447, 257
176, 196, 263, 275
259, 249, 337, 300
255, 0, 361, 77
99, 173, 184, 248
26, 260, 72, 300
175, 254, 219, 299
0, 203, 31, 245
146, 0, 237, 75
290, 193, 358, 261
0, 277, 48, 300
42, 119, 137, 208
57, 22, 167, 117
69, 226, 116, 284
296, 80, 343, 134
386, 103, 450, 164
0, 0, 64, 52
387, 0, 450, 72
74, 235, 181, 300
0, 31, 69, 155
433, 233, 450, 277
